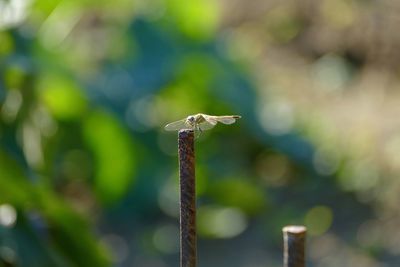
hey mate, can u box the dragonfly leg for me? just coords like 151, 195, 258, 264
196, 125, 202, 138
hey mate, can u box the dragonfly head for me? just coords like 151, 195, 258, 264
187, 115, 196, 126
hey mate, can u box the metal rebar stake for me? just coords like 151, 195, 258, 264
283, 225, 307, 267
178, 129, 196, 267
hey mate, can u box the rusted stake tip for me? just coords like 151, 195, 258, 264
178, 129, 194, 143
283, 225, 307, 235
179, 129, 194, 134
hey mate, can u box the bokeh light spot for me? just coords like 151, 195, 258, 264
101, 234, 129, 263
258, 100, 294, 135
198, 206, 247, 238
0, 0, 32, 29
209, 178, 267, 215
166, 0, 220, 40
0, 204, 17, 228
153, 224, 179, 254
304, 206, 333, 236
0, 246, 16, 265
312, 55, 352, 92
158, 176, 179, 218
39, 76, 87, 120
1, 89, 22, 123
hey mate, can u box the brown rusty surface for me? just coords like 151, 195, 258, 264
283, 225, 307, 267
178, 129, 196, 267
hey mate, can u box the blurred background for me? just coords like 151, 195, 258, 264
1, 0, 400, 266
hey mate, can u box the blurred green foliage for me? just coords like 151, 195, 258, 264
1, 0, 400, 266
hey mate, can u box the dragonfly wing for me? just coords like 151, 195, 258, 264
202, 115, 218, 125
164, 119, 188, 131
197, 115, 218, 131
214, 116, 237, 125
198, 121, 217, 131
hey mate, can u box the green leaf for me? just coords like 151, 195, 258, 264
0, 151, 111, 267
166, 0, 220, 40
208, 178, 267, 216
39, 75, 87, 120
83, 110, 137, 204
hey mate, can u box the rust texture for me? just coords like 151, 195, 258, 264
283, 225, 307, 267
178, 129, 196, 267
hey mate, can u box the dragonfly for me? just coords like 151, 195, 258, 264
164, 113, 241, 132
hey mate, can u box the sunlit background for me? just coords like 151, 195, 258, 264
1, 0, 400, 266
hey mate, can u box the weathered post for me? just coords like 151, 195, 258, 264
178, 129, 196, 267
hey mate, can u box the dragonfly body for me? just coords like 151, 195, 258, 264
165, 113, 241, 132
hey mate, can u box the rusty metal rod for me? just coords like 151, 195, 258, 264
283, 225, 307, 267
178, 129, 196, 267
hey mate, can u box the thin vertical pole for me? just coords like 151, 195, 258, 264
178, 129, 196, 267
283, 225, 307, 267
